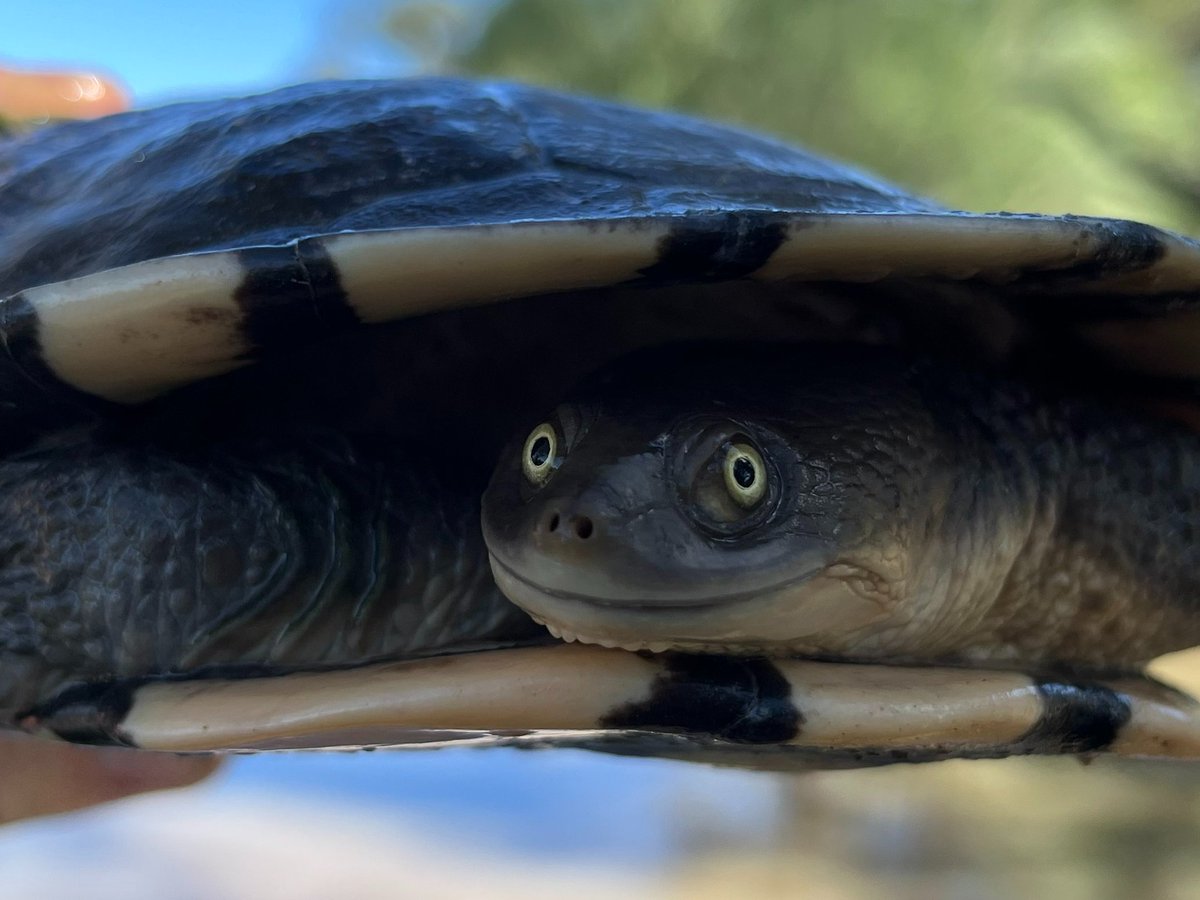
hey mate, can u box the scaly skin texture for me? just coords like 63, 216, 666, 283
856, 359, 1200, 668
0, 432, 542, 722
483, 345, 1200, 671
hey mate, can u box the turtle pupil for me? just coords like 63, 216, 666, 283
530, 436, 551, 467
733, 456, 755, 488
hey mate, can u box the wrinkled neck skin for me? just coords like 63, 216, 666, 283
483, 344, 1200, 673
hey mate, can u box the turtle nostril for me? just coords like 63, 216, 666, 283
539, 509, 593, 540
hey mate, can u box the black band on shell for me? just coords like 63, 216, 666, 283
0, 293, 114, 449
1015, 679, 1133, 754
1012, 219, 1167, 290
235, 242, 360, 356
26, 679, 139, 747
636, 212, 789, 282
599, 653, 802, 743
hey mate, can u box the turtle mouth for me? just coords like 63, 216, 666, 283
487, 552, 829, 654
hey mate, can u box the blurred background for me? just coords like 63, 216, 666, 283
6, 1, 1200, 897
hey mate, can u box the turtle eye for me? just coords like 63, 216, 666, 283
723, 442, 766, 508
522, 423, 558, 486
685, 434, 773, 528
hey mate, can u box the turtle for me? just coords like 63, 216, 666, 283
2, 77, 1200, 769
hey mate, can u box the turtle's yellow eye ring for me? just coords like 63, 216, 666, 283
522, 423, 558, 486
723, 442, 766, 508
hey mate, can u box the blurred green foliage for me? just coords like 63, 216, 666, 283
384, 0, 1200, 233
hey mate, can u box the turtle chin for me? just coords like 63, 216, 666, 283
486, 551, 896, 656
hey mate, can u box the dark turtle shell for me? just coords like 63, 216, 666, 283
2, 78, 1197, 410
2, 79, 1200, 765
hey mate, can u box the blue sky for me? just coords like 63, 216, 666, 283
2, 0, 407, 104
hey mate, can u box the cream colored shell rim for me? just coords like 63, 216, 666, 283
7, 212, 1198, 404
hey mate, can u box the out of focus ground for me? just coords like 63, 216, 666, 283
6, 741, 1200, 900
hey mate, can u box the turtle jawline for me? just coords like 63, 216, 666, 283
487, 553, 825, 655
488, 552, 826, 611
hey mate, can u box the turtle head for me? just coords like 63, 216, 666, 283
481, 344, 911, 655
